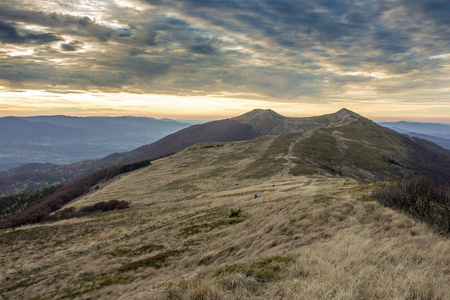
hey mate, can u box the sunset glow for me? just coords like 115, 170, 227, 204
0, 0, 449, 122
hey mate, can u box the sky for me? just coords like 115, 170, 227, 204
0, 0, 449, 122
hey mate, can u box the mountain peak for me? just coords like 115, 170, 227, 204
232, 109, 285, 135
237, 109, 284, 119
334, 108, 361, 119
232, 108, 368, 135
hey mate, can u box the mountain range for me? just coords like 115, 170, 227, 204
0, 115, 192, 171
379, 121, 450, 150
1, 108, 450, 196
1, 108, 449, 299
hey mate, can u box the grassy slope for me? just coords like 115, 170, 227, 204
1, 136, 449, 299
290, 118, 407, 179
289, 117, 450, 183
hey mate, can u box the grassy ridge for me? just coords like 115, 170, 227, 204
291, 119, 418, 180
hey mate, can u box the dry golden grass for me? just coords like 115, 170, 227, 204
0, 137, 449, 299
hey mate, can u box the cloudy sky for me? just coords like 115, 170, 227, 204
0, 0, 449, 121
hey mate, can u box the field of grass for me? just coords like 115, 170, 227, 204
1, 133, 449, 299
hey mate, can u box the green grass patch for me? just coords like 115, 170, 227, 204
61, 274, 133, 299
118, 250, 182, 272
180, 218, 246, 236
105, 244, 164, 257
215, 255, 293, 282
198, 254, 214, 265
183, 238, 204, 247
299, 214, 309, 220
220, 245, 239, 256
313, 195, 334, 205
289, 164, 318, 176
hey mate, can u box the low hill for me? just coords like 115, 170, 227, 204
1, 128, 448, 299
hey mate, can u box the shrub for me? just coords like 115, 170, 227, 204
229, 208, 242, 218
372, 176, 450, 234
52, 200, 130, 221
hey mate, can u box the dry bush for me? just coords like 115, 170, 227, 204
187, 281, 223, 300
373, 176, 450, 234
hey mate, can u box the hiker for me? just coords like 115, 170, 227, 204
254, 194, 258, 199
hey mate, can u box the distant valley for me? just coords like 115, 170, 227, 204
0, 115, 193, 170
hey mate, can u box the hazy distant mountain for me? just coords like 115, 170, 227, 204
379, 121, 450, 150
379, 121, 450, 137
0, 116, 192, 170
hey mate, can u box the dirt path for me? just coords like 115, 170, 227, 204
281, 141, 296, 176
281, 131, 315, 177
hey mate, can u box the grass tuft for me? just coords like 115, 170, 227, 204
215, 255, 293, 283
118, 250, 181, 272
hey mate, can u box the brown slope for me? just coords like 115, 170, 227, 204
124, 119, 259, 163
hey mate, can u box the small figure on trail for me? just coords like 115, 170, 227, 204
254, 194, 258, 199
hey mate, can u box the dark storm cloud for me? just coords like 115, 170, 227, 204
128, 48, 146, 56
61, 40, 82, 51
0, 5, 130, 42
188, 37, 221, 55
403, 0, 450, 26
0, 21, 23, 43
0, 0, 449, 102
141, 0, 449, 57
0, 20, 61, 44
